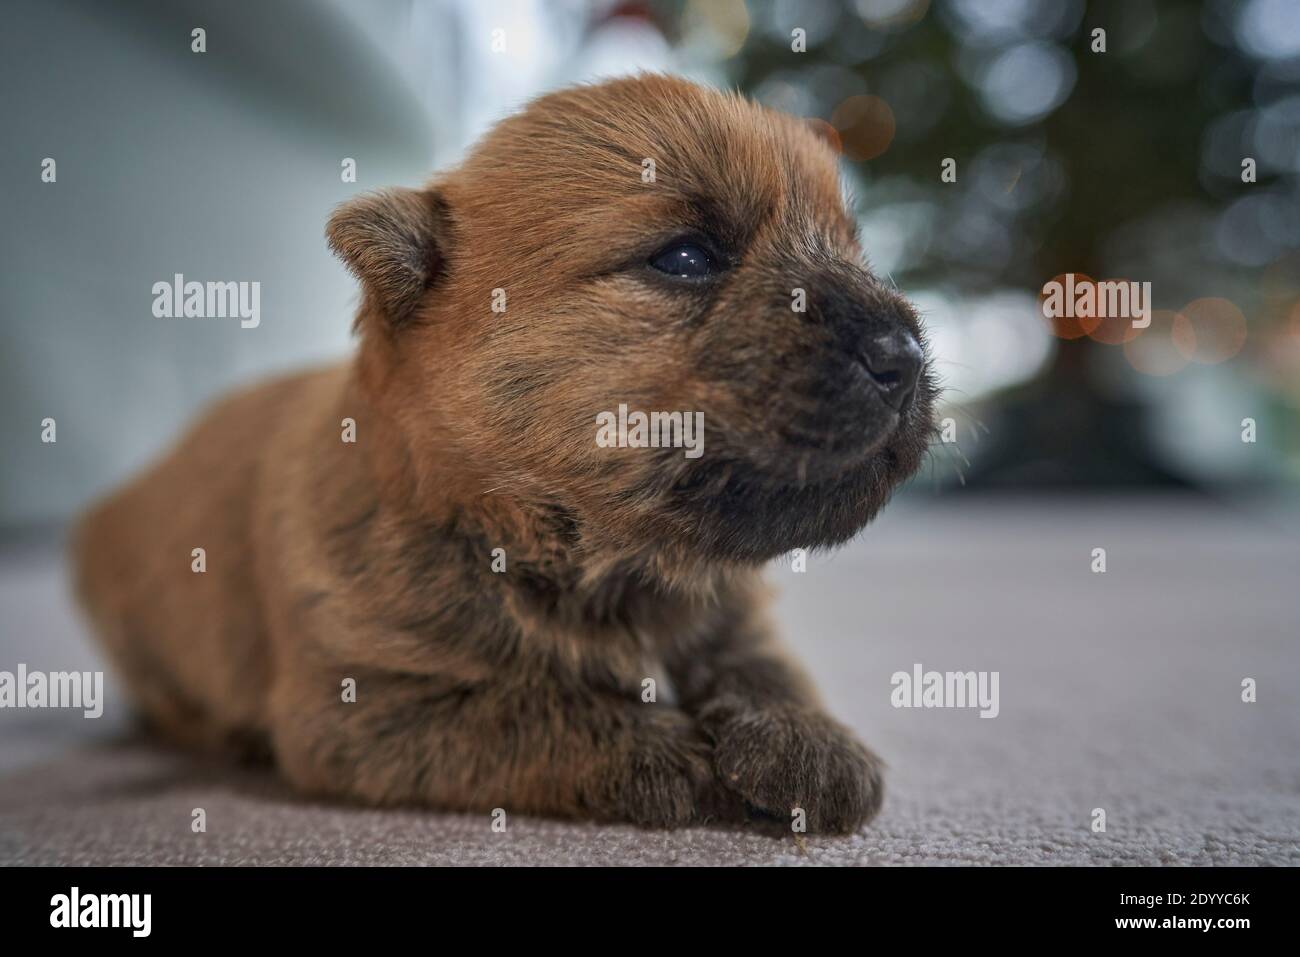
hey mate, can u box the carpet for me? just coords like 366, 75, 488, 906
2, 495, 1297, 865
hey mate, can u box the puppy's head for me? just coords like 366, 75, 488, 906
330, 75, 935, 569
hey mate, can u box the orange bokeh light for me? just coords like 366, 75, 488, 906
1038, 273, 1101, 340
1086, 278, 1145, 345
805, 118, 842, 156
830, 95, 895, 162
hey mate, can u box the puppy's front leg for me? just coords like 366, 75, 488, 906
269, 665, 739, 828
671, 608, 884, 833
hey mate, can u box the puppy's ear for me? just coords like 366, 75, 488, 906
327, 187, 450, 328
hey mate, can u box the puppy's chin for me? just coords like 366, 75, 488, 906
660, 422, 928, 564
762, 411, 901, 487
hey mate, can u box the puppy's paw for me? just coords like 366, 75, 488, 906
596, 712, 738, 829
702, 698, 884, 834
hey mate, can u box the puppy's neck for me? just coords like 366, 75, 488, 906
347, 357, 741, 610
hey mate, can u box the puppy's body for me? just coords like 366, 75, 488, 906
75, 77, 934, 830
77, 364, 804, 822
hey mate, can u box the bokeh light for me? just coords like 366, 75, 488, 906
831, 94, 896, 161
855, 0, 929, 31
920, 288, 1055, 401
1086, 279, 1146, 346
1124, 310, 1192, 377
683, 0, 749, 58
976, 42, 1077, 126
1174, 297, 1248, 364
1236, 0, 1300, 60
941, 0, 1083, 45
1039, 273, 1100, 340
805, 117, 843, 155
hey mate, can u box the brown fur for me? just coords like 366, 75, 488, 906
74, 76, 935, 831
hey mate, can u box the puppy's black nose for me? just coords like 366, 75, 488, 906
860, 330, 922, 412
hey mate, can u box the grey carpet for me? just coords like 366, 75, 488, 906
2, 495, 1298, 865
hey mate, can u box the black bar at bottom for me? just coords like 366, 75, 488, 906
0, 865, 1283, 942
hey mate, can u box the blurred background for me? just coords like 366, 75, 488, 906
3, 0, 1300, 530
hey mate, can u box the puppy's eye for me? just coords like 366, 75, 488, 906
649, 243, 717, 279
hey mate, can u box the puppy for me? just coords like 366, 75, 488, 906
74, 75, 935, 831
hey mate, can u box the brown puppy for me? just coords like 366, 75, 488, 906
74, 75, 935, 831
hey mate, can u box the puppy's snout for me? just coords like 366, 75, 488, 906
819, 282, 923, 413
859, 329, 922, 412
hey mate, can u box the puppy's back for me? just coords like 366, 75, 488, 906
73, 368, 334, 751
